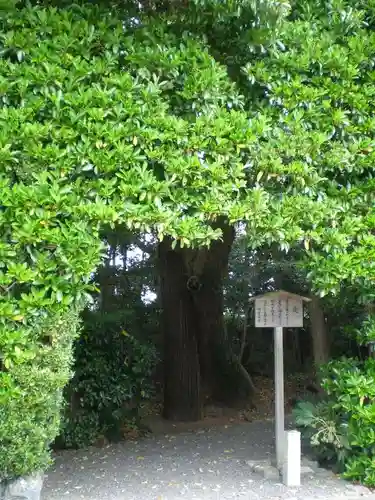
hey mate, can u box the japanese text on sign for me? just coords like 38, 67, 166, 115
255, 297, 303, 328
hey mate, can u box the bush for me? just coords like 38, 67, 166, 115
0, 4, 122, 480
0, 311, 81, 480
58, 311, 158, 449
294, 357, 375, 486
0, 122, 102, 481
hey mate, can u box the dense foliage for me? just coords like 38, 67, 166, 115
0, 0, 374, 485
243, 0, 375, 297
294, 356, 375, 486
0, 1, 293, 479
60, 323, 157, 448
0, 310, 80, 479
59, 241, 159, 449
253, 0, 375, 485
0, 3, 247, 479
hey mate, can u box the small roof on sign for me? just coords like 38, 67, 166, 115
249, 289, 311, 303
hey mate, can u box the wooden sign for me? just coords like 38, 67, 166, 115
250, 291, 310, 329
250, 290, 311, 479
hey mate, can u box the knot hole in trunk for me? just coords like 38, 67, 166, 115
186, 275, 201, 292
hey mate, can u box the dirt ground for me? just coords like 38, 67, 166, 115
122, 374, 314, 439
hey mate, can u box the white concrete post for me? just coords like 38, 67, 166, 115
274, 326, 284, 470
283, 430, 301, 486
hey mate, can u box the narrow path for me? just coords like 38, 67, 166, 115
43, 420, 373, 500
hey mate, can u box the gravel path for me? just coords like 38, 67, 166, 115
42, 420, 375, 500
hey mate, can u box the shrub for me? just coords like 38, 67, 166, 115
0, 3, 132, 480
57, 310, 158, 449
294, 356, 375, 485
0, 310, 81, 480
0, 146, 102, 482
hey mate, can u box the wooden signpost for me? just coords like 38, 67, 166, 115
250, 290, 311, 486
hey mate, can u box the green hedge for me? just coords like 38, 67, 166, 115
0, 4, 116, 480
0, 311, 80, 480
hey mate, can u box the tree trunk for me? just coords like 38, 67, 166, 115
159, 239, 202, 421
309, 295, 330, 385
193, 225, 233, 398
159, 222, 256, 421
193, 225, 255, 404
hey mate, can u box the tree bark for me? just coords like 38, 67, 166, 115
309, 295, 330, 384
159, 222, 256, 421
193, 224, 255, 404
159, 239, 202, 421
193, 224, 234, 399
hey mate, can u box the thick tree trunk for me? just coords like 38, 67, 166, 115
159, 222, 256, 421
194, 225, 234, 398
194, 225, 255, 404
159, 239, 202, 421
309, 295, 330, 387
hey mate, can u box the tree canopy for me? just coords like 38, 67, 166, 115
0, 0, 374, 486
244, 0, 375, 297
